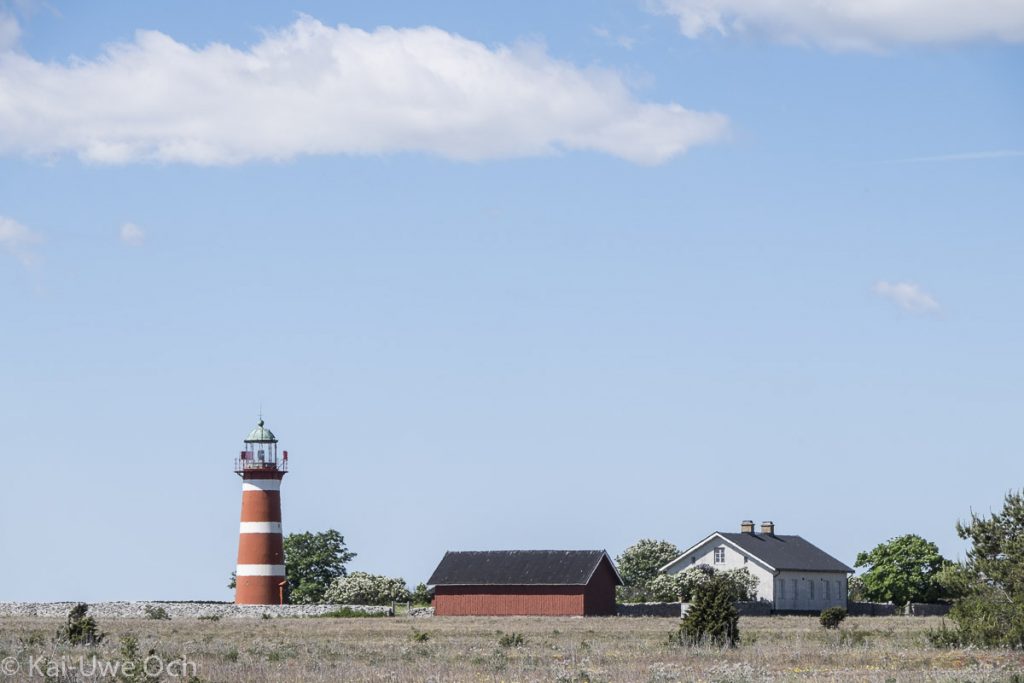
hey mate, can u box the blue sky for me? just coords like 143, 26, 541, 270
1, 1, 1021, 601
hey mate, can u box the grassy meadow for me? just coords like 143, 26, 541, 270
1, 614, 1022, 682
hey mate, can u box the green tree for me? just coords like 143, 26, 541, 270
284, 530, 357, 604
616, 539, 680, 602
854, 534, 948, 606
673, 572, 740, 647
957, 490, 1024, 601
933, 489, 1024, 648
410, 582, 433, 606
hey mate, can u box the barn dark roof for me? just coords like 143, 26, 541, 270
428, 550, 623, 586
716, 533, 854, 573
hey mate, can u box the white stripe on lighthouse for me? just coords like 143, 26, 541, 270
236, 564, 286, 576
239, 522, 282, 534
242, 479, 281, 492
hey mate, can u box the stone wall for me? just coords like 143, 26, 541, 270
847, 601, 898, 616
907, 603, 951, 616
617, 601, 771, 617
617, 602, 683, 617
0, 602, 392, 619
735, 600, 773, 616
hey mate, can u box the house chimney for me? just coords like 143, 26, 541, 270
740, 520, 755, 533
761, 521, 775, 535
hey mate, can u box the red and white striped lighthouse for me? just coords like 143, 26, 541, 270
234, 418, 289, 605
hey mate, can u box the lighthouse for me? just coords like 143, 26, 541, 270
234, 418, 288, 605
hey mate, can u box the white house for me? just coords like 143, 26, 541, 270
660, 520, 853, 612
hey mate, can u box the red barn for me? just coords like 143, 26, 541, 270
428, 550, 623, 616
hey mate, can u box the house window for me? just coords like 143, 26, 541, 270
778, 579, 785, 600
809, 580, 815, 601
825, 580, 831, 600
714, 547, 725, 564
792, 579, 798, 600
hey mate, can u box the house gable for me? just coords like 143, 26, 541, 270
660, 533, 777, 575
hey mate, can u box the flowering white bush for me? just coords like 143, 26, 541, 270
651, 565, 759, 602
324, 572, 411, 605
649, 573, 687, 602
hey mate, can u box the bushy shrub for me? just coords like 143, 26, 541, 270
324, 572, 411, 605
116, 635, 160, 682
498, 632, 525, 648
672, 573, 739, 647
56, 603, 104, 646
819, 607, 847, 629
933, 586, 1024, 648
143, 605, 170, 621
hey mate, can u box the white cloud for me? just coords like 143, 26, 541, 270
654, 0, 1024, 51
119, 222, 144, 246
0, 12, 19, 52
873, 281, 940, 313
0, 215, 41, 267
0, 16, 727, 165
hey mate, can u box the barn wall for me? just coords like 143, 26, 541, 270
583, 558, 619, 615
434, 586, 585, 616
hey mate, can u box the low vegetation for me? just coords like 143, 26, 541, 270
317, 606, 389, 618
3, 614, 1021, 682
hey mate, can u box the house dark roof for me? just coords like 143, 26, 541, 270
428, 550, 623, 586
716, 533, 854, 573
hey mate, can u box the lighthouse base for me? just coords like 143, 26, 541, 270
235, 576, 287, 605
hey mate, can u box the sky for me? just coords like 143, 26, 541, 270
0, 0, 1022, 602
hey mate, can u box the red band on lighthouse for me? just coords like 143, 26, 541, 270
234, 419, 289, 605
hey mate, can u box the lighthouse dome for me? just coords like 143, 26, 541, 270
245, 419, 277, 443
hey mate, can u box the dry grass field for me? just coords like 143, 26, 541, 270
2, 614, 1022, 682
